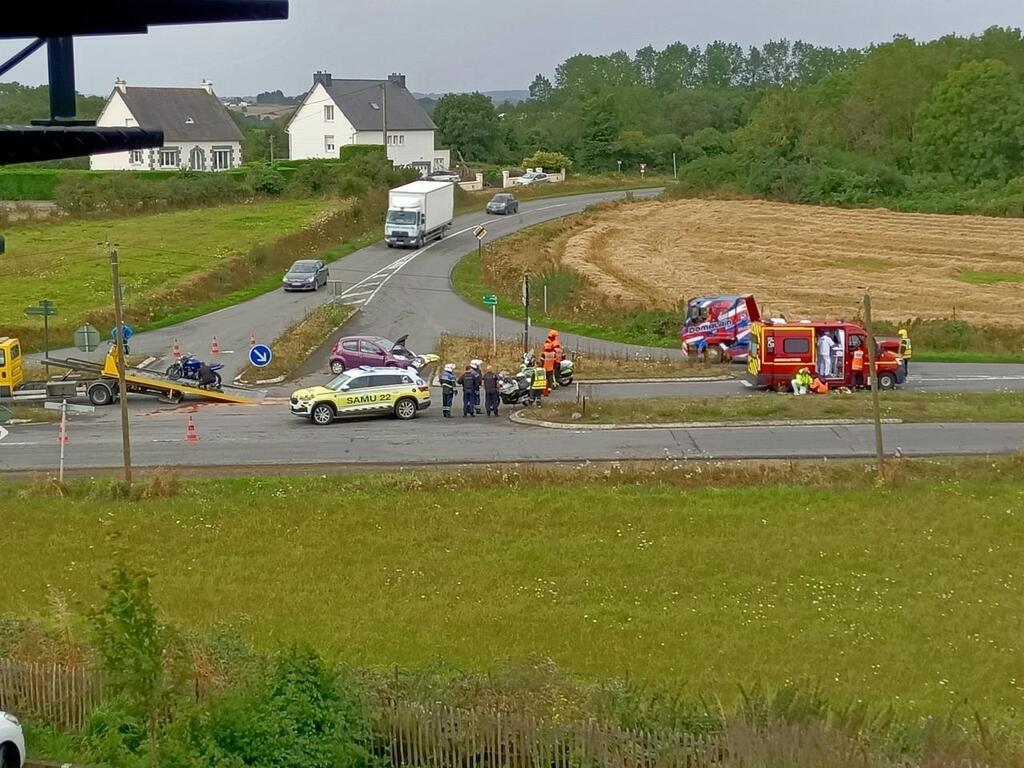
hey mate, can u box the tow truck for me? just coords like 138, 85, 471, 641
0, 337, 265, 406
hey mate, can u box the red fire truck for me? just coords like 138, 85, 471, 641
746, 319, 908, 391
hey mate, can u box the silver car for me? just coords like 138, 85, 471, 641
282, 259, 328, 292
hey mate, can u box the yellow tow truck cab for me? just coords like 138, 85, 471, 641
0, 337, 25, 397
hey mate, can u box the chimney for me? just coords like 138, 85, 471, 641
114, 78, 127, 93
313, 70, 333, 88
201, 79, 214, 94
387, 73, 406, 89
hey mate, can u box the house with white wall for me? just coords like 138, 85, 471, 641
90, 80, 243, 172
287, 72, 449, 175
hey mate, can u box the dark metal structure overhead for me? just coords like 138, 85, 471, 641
0, 0, 289, 165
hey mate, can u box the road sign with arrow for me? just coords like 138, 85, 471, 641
249, 344, 273, 368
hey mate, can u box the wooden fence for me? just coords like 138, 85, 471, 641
0, 659, 104, 732
376, 702, 724, 768
0, 659, 727, 767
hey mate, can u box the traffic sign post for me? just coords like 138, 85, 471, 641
74, 323, 101, 353
24, 299, 57, 367
482, 295, 498, 355
473, 224, 487, 266
249, 343, 273, 368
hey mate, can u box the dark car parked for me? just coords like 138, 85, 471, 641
283, 259, 328, 291
486, 193, 519, 215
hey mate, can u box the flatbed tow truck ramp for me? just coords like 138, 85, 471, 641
37, 347, 267, 406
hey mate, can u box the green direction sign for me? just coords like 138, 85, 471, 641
482, 294, 498, 306
74, 323, 101, 353
24, 299, 58, 318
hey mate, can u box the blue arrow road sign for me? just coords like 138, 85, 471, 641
249, 344, 273, 368
109, 324, 135, 341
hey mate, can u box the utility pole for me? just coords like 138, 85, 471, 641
269, 133, 275, 163
381, 81, 388, 162
863, 290, 885, 482
108, 243, 133, 485
522, 274, 530, 354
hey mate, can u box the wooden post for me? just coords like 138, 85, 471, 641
108, 243, 132, 485
863, 290, 885, 481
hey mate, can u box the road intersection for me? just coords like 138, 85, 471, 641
7, 188, 1024, 473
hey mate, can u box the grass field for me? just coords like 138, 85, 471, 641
5, 458, 1024, 719
526, 391, 1024, 424
554, 198, 1024, 325
1, 199, 331, 349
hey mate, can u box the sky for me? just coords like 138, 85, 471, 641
1, 0, 1021, 97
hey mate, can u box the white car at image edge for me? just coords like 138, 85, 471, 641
0, 711, 24, 768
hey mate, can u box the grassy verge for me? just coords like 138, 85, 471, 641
436, 333, 725, 379
0, 403, 61, 422
525, 391, 1024, 424
236, 302, 354, 382
4, 456, 1024, 719
451, 248, 679, 349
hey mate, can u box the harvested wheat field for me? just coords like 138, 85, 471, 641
559, 199, 1024, 324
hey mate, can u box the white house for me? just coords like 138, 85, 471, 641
287, 72, 450, 175
90, 80, 244, 172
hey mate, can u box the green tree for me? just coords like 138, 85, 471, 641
433, 92, 502, 161
913, 59, 1024, 182
576, 94, 619, 170
528, 74, 553, 101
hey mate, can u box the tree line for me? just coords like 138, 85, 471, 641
433, 27, 1024, 212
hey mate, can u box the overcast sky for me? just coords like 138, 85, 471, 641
1, 0, 1020, 97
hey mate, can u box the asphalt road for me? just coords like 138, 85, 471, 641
2, 394, 1022, 473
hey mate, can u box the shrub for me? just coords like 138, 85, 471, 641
522, 150, 572, 172
81, 698, 148, 768
672, 153, 746, 195
159, 648, 376, 768
339, 144, 386, 162
246, 162, 287, 195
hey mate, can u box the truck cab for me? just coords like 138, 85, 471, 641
747, 321, 907, 391
0, 337, 25, 397
679, 294, 759, 362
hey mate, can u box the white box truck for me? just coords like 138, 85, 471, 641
385, 180, 455, 248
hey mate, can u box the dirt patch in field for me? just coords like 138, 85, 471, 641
558, 199, 1024, 325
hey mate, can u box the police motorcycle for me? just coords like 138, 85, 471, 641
498, 353, 542, 406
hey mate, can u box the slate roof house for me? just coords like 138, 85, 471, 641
90, 79, 243, 171
287, 72, 449, 175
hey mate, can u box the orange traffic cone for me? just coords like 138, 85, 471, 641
185, 415, 199, 442
249, 331, 256, 348
57, 422, 69, 444
172, 338, 181, 358
211, 336, 220, 355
